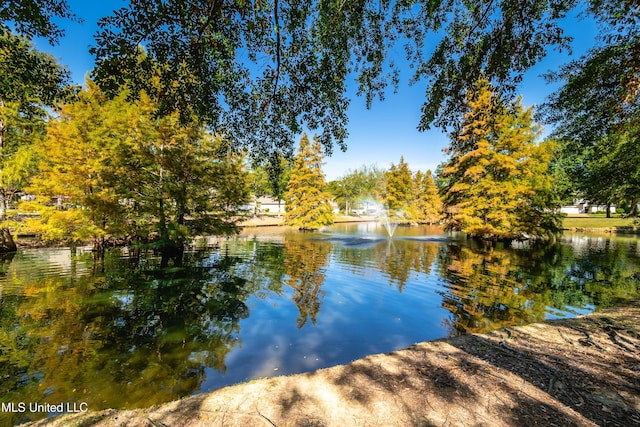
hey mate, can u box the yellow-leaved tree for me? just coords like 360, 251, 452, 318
412, 170, 442, 224
22, 82, 249, 260
284, 133, 334, 230
440, 78, 561, 241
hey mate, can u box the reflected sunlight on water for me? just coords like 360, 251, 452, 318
1, 224, 639, 424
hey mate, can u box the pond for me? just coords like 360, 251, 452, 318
1, 223, 639, 424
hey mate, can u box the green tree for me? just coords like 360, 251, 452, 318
0, 0, 75, 43
548, 117, 640, 221
329, 172, 361, 215
284, 133, 333, 230
329, 164, 384, 214
247, 165, 271, 215
541, 2, 638, 214
22, 82, 127, 246
0, 32, 76, 243
543, 0, 638, 143
260, 152, 291, 210
571, 127, 640, 217
91, 0, 620, 159
441, 79, 561, 241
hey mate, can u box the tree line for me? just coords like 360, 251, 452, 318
0, 0, 637, 252
284, 78, 562, 242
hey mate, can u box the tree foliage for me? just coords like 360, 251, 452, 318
0, 33, 76, 117
0, 0, 76, 44
0, 32, 76, 230
252, 153, 291, 205
441, 79, 561, 241
543, 0, 639, 142
90, 0, 593, 159
379, 156, 413, 216
412, 170, 442, 224
541, 1, 639, 215
556, 126, 640, 217
329, 164, 383, 214
284, 133, 333, 230
22, 83, 250, 251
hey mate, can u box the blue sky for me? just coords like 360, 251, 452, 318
34, 1, 599, 180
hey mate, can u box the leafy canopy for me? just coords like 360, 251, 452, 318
90, 0, 592, 158
0, 0, 76, 44
542, 0, 639, 141
0, 32, 76, 117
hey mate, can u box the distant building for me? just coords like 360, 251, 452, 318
352, 202, 383, 216
246, 196, 285, 214
560, 199, 616, 214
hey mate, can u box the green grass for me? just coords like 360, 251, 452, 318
562, 216, 637, 229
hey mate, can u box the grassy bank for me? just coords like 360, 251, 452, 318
240, 214, 640, 232
562, 215, 636, 228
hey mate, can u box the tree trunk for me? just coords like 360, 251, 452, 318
0, 100, 6, 221
0, 191, 7, 221
630, 197, 639, 217
606, 203, 611, 218
0, 228, 17, 253
0, 98, 5, 152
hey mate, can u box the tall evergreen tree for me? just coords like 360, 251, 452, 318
284, 134, 333, 230
412, 170, 442, 224
441, 79, 561, 241
380, 156, 413, 216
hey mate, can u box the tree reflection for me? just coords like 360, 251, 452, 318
283, 236, 331, 328
0, 249, 261, 424
437, 237, 640, 335
1, 232, 639, 425
332, 239, 440, 292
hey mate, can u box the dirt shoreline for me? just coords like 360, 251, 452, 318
28, 302, 640, 427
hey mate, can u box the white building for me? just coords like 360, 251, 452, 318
560, 199, 617, 214
246, 196, 286, 214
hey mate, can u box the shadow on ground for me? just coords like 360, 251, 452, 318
27, 303, 640, 427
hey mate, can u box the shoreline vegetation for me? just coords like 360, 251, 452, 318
8, 214, 640, 250
27, 302, 640, 427
244, 214, 640, 234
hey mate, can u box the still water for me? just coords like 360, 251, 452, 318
1, 223, 639, 424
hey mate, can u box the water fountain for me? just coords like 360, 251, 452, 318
379, 208, 399, 238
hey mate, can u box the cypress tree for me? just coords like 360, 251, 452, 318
441, 79, 561, 241
413, 170, 443, 224
284, 133, 334, 230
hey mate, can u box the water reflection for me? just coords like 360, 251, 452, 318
0, 251, 266, 425
284, 236, 331, 328
0, 227, 638, 424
